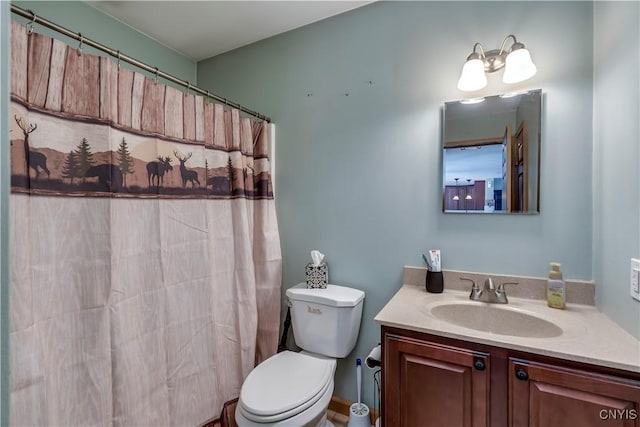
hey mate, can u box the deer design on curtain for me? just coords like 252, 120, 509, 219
174, 151, 201, 188
146, 156, 173, 188
14, 115, 50, 181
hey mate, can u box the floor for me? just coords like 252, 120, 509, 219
327, 409, 350, 426
328, 409, 377, 427
210, 405, 370, 427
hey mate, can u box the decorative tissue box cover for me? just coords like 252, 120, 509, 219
305, 262, 329, 289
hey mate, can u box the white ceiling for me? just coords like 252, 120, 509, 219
88, 1, 372, 61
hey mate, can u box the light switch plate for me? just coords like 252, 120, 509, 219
631, 258, 640, 302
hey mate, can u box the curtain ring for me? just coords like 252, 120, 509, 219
206, 90, 210, 100
78, 33, 84, 56
154, 67, 159, 84
27, 12, 37, 35
186, 81, 191, 94
116, 50, 121, 68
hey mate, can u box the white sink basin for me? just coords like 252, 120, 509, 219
375, 286, 640, 373
429, 302, 563, 338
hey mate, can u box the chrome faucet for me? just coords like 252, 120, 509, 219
460, 277, 518, 304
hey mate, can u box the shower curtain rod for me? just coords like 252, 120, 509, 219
10, 4, 271, 122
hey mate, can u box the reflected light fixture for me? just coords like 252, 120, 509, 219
452, 178, 460, 201
459, 97, 485, 105
457, 34, 537, 92
465, 179, 473, 201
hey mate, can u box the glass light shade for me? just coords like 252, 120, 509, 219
465, 194, 473, 200
452, 195, 460, 201
503, 48, 537, 84
457, 58, 487, 91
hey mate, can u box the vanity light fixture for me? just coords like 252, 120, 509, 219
457, 34, 537, 92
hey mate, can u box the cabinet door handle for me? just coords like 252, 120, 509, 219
515, 369, 529, 381
474, 359, 486, 371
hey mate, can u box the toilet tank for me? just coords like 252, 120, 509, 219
286, 283, 365, 358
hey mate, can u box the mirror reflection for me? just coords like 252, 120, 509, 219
442, 89, 541, 214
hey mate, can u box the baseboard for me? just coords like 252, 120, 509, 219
329, 396, 379, 426
328, 396, 352, 417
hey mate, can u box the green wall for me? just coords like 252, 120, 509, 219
197, 1, 601, 406
593, 1, 640, 339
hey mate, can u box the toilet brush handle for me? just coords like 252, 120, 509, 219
356, 358, 362, 409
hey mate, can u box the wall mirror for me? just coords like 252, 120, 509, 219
442, 89, 541, 214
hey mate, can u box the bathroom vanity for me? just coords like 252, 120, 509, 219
375, 280, 640, 427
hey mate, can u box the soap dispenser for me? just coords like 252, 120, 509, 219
547, 262, 566, 309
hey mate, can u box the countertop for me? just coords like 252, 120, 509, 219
374, 284, 640, 373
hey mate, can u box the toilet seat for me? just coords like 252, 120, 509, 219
235, 379, 334, 427
238, 351, 335, 423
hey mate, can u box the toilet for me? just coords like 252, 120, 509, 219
236, 283, 365, 427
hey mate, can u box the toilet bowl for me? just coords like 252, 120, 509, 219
235, 351, 337, 427
236, 283, 365, 427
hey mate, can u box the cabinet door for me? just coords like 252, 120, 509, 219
509, 358, 640, 427
384, 334, 490, 427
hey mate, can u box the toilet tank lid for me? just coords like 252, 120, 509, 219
286, 283, 365, 307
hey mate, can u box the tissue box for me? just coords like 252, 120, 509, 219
305, 262, 329, 289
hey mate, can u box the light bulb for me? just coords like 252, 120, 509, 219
503, 48, 537, 84
457, 58, 487, 91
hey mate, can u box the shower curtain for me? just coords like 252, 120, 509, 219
8, 21, 282, 426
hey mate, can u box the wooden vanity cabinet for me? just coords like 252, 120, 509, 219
509, 359, 640, 427
382, 326, 640, 427
384, 332, 490, 427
